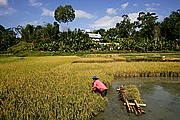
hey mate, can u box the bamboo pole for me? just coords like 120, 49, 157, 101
134, 100, 140, 108
125, 99, 131, 112
132, 105, 138, 116
134, 100, 142, 115
130, 106, 134, 113
124, 103, 146, 107
140, 107, 145, 114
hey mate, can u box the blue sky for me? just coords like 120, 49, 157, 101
0, 0, 179, 31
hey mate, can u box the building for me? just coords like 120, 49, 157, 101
87, 33, 102, 42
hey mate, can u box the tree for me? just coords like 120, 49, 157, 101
137, 12, 158, 40
116, 14, 135, 38
54, 5, 75, 31
17, 24, 35, 43
161, 9, 180, 50
0, 25, 18, 52
54, 5, 75, 41
135, 12, 158, 52
106, 28, 117, 42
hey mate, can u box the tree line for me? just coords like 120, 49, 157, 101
0, 5, 180, 54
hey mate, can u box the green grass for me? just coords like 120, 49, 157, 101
0, 57, 25, 64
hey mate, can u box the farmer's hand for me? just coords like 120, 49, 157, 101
90, 87, 96, 92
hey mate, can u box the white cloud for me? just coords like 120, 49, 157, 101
28, 20, 42, 25
128, 12, 139, 22
121, 2, 129, 10
91, 2, 131, 29
21, 19, 44, 26
90, 12, 139, 29
29, 0, 42, 7
0, 0, 8, 6
157, 14, 165, 22
91, 15, 123, 29
133, 3, 138, 7
75, 9, 94, 19
106, 8, 118, 15
146, 7, 156, 11
0, 0, 16, 16
0, 6, 16, 16
145, 3, 160, 11
41, 8, 54, 17
145, 3, 160, 7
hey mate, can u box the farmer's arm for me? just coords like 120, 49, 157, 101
90, 87, 96, 92
90, 82, 97, 92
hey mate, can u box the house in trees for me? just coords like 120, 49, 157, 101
81, 29, 102, 42
87, 33, 102, 42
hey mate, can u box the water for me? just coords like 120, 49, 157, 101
91, 77, 180, 120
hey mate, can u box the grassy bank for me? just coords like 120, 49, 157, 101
1, 51, 180, 58
0, 56, 180, 119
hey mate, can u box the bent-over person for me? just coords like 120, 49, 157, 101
91, 76, 107, 97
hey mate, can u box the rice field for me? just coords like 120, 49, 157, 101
0, 56, 180, 119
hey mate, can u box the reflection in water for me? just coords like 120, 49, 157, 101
91, 77, 180, 120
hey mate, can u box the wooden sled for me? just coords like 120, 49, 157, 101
117, 85, 146, 116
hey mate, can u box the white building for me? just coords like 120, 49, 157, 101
87, 33, 102, 42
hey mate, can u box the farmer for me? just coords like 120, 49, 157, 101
91, 76, 107, 97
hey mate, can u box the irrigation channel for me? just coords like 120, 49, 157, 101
91, 77, 180, 120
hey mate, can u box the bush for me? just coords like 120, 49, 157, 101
7, 42, 34, 54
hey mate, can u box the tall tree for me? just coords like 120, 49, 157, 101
116, 14, 134, 38
161, 9, 180, 50
54, 5, 75, 40
18, 24, 35, 43
137, 12, 158, 40
54, 5, 75, 31
135, 12, 158, 52
0, 25, 18, 52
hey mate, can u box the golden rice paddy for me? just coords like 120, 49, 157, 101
0, 55, 180, 119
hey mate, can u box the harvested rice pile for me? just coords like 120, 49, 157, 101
118, 85, 146, 115
120, 85, 142, 103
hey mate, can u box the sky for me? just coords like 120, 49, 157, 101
0, 0, 179, 31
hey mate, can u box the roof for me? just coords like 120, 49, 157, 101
87, 33, 101, 39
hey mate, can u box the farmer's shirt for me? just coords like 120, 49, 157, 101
93, 80, 107, 92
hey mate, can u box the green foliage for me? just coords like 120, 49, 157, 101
161, 9, 180, 50
7, 41, 34, 54
0, 26, 19, 52
116, 14, 135, 38
1, 9, 180, 54
54, 5, 75, 24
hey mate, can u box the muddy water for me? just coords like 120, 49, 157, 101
91, 77, 180, 120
